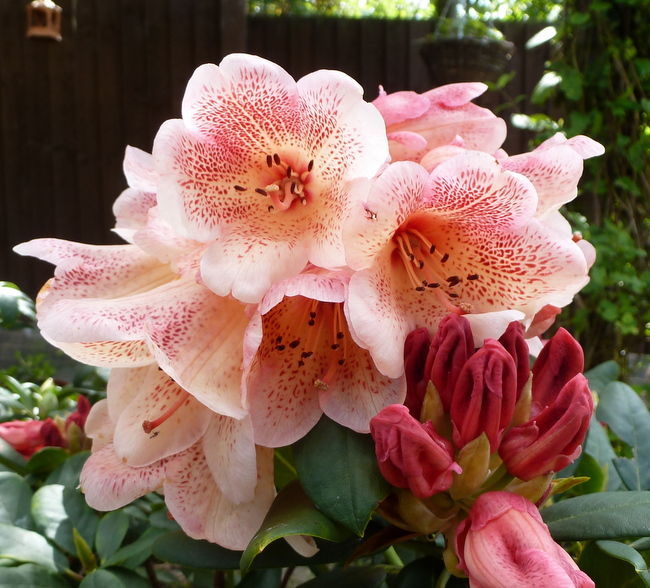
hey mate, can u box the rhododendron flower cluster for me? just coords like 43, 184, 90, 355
369, 315, 594, 579
15, 53, 602, 555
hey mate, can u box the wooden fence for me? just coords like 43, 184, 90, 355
0, 0, 551, 298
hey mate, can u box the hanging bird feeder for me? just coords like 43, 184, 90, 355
26, 0, 63, 42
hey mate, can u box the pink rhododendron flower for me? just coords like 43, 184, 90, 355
343, 154, 590, 378
0, 420, 50, 458
370, 404, 461, 498
373, 83, 506, 163
455, 491, 594, 587
243, 269, 405, 447
80, 395, 275, 550
153, 53, 389, 304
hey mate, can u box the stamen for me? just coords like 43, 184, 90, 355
255, 188, 268, 196
467, 274, 480, 280
440, 253, 450, 263
274, 153, 281, 165
142, 393, 189, 434
234, 185, 247, 192
308, 159, 314, 172
276, 344, 286, 351
289, 340, 300, 348
286, 166, 292, 178
266, 155, 273, 167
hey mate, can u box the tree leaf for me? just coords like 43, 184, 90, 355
31, 484, 99, 554
571, 453, 606, 495
597, 381, 650, 490
0, 438, 27, 475
95, 511, 131, 564
584, 415, 622, 491
45, 451, 90, 489
298, 566, 387, 588
79, 569, 126, 588
26, 448, 69, 475
293, 415, 389, 535
542, 491, 650, 541
240, 480, 351, 571
578, 540, 650, 588
0, 522, 67, 571
0, 471, 33, 529
585, 360, 620, 395
237, 569, 282, 588
103, 527, 169, 569
0, 564, 69, 587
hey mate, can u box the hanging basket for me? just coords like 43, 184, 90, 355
419, 36, 515, 87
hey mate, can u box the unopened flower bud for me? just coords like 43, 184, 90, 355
370, 404, 461, 498
403, 327, 431, 417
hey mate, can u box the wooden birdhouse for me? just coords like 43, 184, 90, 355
26, 0, 63, 42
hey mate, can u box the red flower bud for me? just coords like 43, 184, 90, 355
0, 420, 46, 458
450, 340, 518, 452
424, 314, 475, 411
531, 328, 584, 412
66, 394, 91, 431
370, 404, 461, 498
499, 374, 593, 480
498, 320, 530, 400
455, 491, 594, 588
403, 327, 431, 417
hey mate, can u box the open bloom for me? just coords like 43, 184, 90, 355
370, 404, 461, 498
80, 387, 275, 550
243, 269, 405, 447
373, 83, 506, 163
343, 154, 591, 378
153, 53, 389, 303
455, 491, 594, 587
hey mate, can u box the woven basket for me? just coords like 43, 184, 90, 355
419, 37, 515, 87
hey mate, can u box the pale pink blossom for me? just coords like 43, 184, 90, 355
80, 389, 275, 550
242, 269, 405, 447
372, 83, 506, 163
152, 53, 389, 304
455, 491, 594, 587
344, 151, 588, 377
343, 154, 590, 378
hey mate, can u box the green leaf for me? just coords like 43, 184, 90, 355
584, 360, 620, 396
273, 446, 297, 490
293, 416, 389, 535
99, 568, 150, 588
0, 564, 69, 587
79, 569, 126, 588
45, 451, 90, 489
0, 471, 33, 529
542, 492, 650, 541
584, 416, 622, 491
240, 480, 351, 570
571, 453, 606, 495
0, 438, 27, 475
74, 527, 98, 573
26, 448, 70, 475
103, 527, 169, 569
95, 511, 131, 563
0, 522, 67, 571
579, 541, 650, 587
31, 484, 99, 555
237, 569, 282, 588
597, 381, 650, 490
393, 556, 438, 587
298, 566, 387, 588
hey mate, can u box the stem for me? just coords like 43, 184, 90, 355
280, 567, 295, 588
145, 560, 163, 588
435, 568, 452, 588
384, 546, 404, 568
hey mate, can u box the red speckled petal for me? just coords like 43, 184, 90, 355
112, 188, 158, 243
423, 151, 537, 231
110, 365, 213, 467
343, 162, 428, 270
164, 443, 275, 550
373, 89, 430, 127
80, 444, 166, 511
202, 415, 257, 504
145, 281, 248, 418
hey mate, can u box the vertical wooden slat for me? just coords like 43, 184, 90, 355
383, 19, 408, 93
168, 0, 195, 117
289, 17, 314, 80
335, 19, 362, 83
194, 0, 220, 65
359, 19, 385, 98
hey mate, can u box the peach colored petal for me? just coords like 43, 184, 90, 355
84, 399, 113, 451
123, 145, 158, 192
112, 188, 158, 243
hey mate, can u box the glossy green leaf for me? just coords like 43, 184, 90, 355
74, 527, 98, 573
0, 564, 69, 587
95, 511, 131, 563
79, 569, 126, 588
543, 491, 650, 541
273, 446, 297, 490
0, 438, 27, 475
571, 453, 606, 495
240, 480, 351, 570
299, 566, 387, 588
597, 381, 650, 490
0, 471, 33, 528
393, 556, 438, 587
614, 457, 643, 491
0, 522, 67, 571
26, 448, 69, 475
46, 451, 90, 488
100, 568, 150, 588
238, 569, 282, 588
31, 483, 99, 554
584, 415, 622, 491
579, 541, 650, 588
104, 527, 169, 569
584, 360, 620, 396
631, 537, 650, 552
293, 416, 389, 535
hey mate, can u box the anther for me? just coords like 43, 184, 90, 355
276, 336, 283, 344
301, 351, 313, 358
338, 359, 346, 365
415, 286, 426, 292
331, 344, 340, 350
234, 185, 246, 192
336, 332, 344, 339
308, 319, 315, 326
446, 275, 461, 283
298, 360, 305, 367
310, 312, 317, 319
430, 244, 436, 254
289, 339, 301, 348
440, 253, 450, 263
418, 260, 425, 270
275, 345, 286, 351
291, 182, 297, 194
428, 282, 440, 288
255, 188, 268, 196
308, 159, 314, 172
467, 274, 480, 280
274, 153, 281, 165
266, 155, 273, 167
286, 166, 292, 178
449, 293, 460, 298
